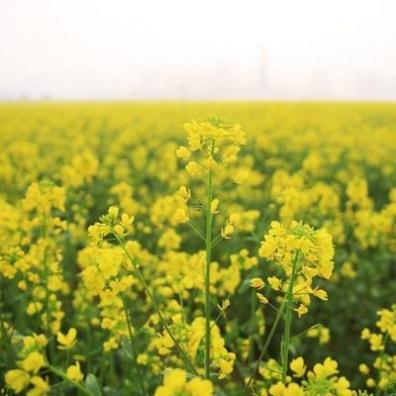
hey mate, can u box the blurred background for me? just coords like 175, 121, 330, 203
1, 0, 396, 101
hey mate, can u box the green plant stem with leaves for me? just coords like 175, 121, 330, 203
121, 297, 147, 396
48, 365, 95, 396
115, 235, 198, 376
246, 298, 286, 391
204, 148, 214, 379
281, 250, 300, 381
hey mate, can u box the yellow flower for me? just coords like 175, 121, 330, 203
67, 362, 84, 382
290, 357, 306, 377
174, 208, 189, 224
368, 333, 384, 351
267, 276, 282, 291
5, 369, 30, 393
233, 169, 248, 184
256, 293, 268, 304
359, 363, 369, 375
27, 376, 50, 396
161, 368, 186, 392
186, 161, 202, 177
210, 198, 219, 214
107, 206, 119, 218
185, 377, 214, 396
250, 277, 265, 290
176, 146, 191, 160
57, 328, 77, 350
113, 224, 124, 236
312, 357, 339, 379
313, 288, 328, 301
20, 352, 45, 373
177, 185, 191, 202
295, 304, 308, 317
221, 221, 234, 239
120, 213, 134, 228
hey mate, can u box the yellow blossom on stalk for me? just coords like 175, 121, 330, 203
360, 305, 396, 389
177, 185, 191, 202
186, 161, 202, 177
154, 369, 213, 396
310, 357, 339, 379
176, 146, 191, 160
258, 220, 334, 312
114, 224, 124, 236
67, 362, 84, 382
290, 357, 306, 377
174, 208, 189, 224
269, 382, 304, 396
20, 352, 45, 373
57, 328, 77, 350
359, 363, 370, 374
250, 277, 265, 290
210, 198, 219, 214
233, 168, 249, 184
256, 293, 268, 304
267, 276, 282, 291
22, 182, 65, 214
295, 304, 308, 317
108, 206, 119, 218
28, 376, 50, 396
307, 325, 330, 344
221, 220, 234, 239
5, 369, 30, 393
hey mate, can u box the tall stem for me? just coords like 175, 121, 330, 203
204, 155, 214, 379
116, 236, 198, 375
246, 298, 286, 390
121, 297, 147, 396
48, 364, 94, 396
281, 250, 300, 382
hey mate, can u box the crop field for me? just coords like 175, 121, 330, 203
0, 102, 395, 395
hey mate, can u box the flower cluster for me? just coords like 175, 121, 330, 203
255, 220, 334, 315
154, 368, 214, 396
257, 357, 353, 396
360, 305, 396, 390
5, 334, 49, 395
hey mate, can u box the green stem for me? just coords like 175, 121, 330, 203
281, 250, 300, 382
121, 297, 147, 396
204, 155, 214, 379
245, 298, 286, 390
187, 222, 206, 242
116, 236, 198, 375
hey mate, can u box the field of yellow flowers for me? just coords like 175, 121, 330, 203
0, 102, 395, 395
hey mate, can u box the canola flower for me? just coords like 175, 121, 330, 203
247, 220, 335, 387
175, 118, 246, 379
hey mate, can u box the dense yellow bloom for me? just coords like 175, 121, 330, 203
1, 103, 395, 395
154, 369, 213, 396
258, 220, 334, 314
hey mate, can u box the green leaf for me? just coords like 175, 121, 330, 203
85, 374, 103, 396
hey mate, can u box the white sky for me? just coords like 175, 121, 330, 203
1, 0, 396, 100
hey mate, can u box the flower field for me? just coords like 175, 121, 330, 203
0, 102, 395, 395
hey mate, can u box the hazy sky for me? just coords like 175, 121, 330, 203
1, 0, 396, 100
